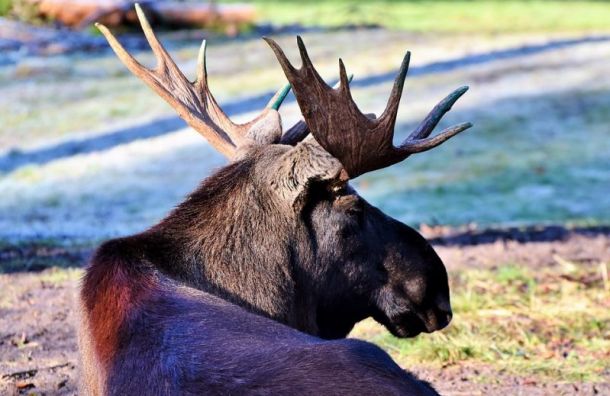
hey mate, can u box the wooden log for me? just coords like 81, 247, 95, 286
30, 0, 256, 29
151, 3, 256, 27
35, 0, 131, 28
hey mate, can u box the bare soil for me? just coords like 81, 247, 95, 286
1, 230, 609, 395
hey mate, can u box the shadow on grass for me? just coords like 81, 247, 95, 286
0, 241, 92, 274
1, 34, 609, 173
429, 225, 610, 246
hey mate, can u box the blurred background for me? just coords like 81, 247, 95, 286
0, 1, 609, 395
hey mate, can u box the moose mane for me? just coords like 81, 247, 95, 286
113, 153, 318, 331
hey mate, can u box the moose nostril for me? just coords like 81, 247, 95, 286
436, 308, 452, 329
432, 297, 452, 330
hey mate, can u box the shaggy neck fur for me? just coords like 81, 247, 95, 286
141, 158, 323, 333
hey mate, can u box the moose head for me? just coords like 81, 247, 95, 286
96, 5, 471, 340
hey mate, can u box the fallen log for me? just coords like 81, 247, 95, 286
0, 16, 147, 57
152, 2, 256, 27
29, 0, 256, 30
35, 0, 134, 28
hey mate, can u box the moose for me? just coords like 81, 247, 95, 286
79, 5, 472, 395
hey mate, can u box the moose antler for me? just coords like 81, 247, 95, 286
96, 4, 291, 159
264, 36, 473, 178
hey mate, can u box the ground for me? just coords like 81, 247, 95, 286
1, 5, 610, 395
1, 230, 608, 395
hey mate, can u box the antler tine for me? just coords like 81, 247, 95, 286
94, 23, 144, 76
406, 86, 470, 141
134, 4, 220, 124
264, 36, 330, 92
134, 4, 176, 73
264, 37, 297, 76
396, 86, 472, 154
296, 36, 331, 88
193, 38, 247, 141
196, 38, 208, 85
296, 36, 314, 69
266, 82, 292, 110
399, 122, 473, 153
378, 51, 411, 127
337, 59, 364, 122
338, 59, 349, 92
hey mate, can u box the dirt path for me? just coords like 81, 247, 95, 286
0, 268, 79, 395
1, 231, 608, 395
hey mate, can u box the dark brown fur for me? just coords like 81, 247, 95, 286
87, 17, 472, 393
79, 143, 450, 394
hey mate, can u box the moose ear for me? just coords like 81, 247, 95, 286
244, 109, 283, 145
267, 141, 344, 209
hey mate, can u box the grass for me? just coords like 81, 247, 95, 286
352, 261, 610, 383
2, 42, 609, 240
37, 266, 83, 284
235, 1, 610, 34
0, 0, 9, 15
4, 0, 608, 33
0, 0, 46, 24
360, 85, 610, 227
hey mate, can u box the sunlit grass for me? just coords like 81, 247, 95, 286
361, 87, 610, 227
352, 261, 610, 382
239, 1, 610, 34
37, 266, 83, 284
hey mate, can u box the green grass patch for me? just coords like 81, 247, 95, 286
352, 261, 610, 382
0, 0, 47, 23
37, 266, 83, 284
231, 1, 610, 34
362, 87, 610, 227
0, 0, 11, 15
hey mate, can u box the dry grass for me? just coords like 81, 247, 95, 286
352, 260, 610, 383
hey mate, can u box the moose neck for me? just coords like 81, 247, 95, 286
138, 158, 377, 338
315, 290, 373, 339
143, 159, 319, 333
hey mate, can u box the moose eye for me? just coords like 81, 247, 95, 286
327, 181, 363, 222
329, 181, 348, 196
